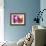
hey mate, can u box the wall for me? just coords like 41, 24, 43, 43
0, 0, 4, 42
40, 0, 46, 27
4, 0, 40, 42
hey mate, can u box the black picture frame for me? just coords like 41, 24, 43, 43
10, 13, 26, 26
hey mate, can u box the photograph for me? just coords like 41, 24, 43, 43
10, 13, 25, 25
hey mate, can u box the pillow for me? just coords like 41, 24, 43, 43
17, 37, 25, 46
23, 32, 34, 46
3, 41, 17, 46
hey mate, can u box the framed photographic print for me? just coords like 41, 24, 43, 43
10, 13, 26, 26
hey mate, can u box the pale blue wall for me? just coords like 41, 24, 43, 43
4, 0, 40, 42
40, 0, 46, 27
